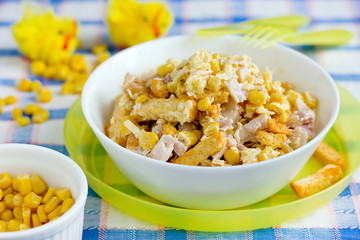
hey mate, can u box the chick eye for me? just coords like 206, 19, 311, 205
58, 30, 64, 35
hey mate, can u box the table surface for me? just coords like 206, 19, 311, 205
1, 0, 360, 239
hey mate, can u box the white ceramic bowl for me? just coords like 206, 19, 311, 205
82, 35, 339, 210
0, 144, 88, 240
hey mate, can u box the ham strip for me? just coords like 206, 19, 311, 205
235, 115, 269, 143
149, 135, 177, 161
224, 78, 248, 103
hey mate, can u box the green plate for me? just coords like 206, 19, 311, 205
64, 85, 360, 232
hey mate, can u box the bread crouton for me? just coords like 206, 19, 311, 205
258, 131, 287, 148
267, 119, 291, 136
290, 164, 343, 198
172, 131, 226, 166
106, 93, 134, 146
130, 98, 198, 124
126, 133, 139, 151
149, 78, 170, 98
313, 142, 347, 170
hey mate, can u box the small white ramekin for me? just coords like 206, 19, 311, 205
0, 143, 88, 240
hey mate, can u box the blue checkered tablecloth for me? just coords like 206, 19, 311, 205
1, 0, 360, 239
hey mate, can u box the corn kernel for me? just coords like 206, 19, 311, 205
24, 192, 42, 209
60, 198, 75, 215
42, 187, 55, 204
0, 189, 2, 201
17, 174, 32, 196
266, 102, 284, 114
13, 193, 24, 207
4, 194, 15, 210
270, 93, 286, 104
73, 82, 84, 94
48, 205, 61, 219
32, 213, 41, 227
2, 187, 12, 196
0, 202, 6, 213
37, 88, 52, 103
70, 54, 88, 72
224, 148, 240, 165
32, 109, 49, 124
135, 94, 149, 104
37, 205, 48, 223
139, 132, 159, 150
275, 112, 290, 124
0, 172, 12, 188
0, 220, 7, 232
167, 82, 177, 93
24, 104, 40, 115
286, 90, 303, 106
19, 223, 30, 231
16, 78, 32, 92
92, 44, 108, 54
97, 52, 110, 64
4, 96, 16, 105
31, 80, 42, 92
1, 209, 13, 221
31, 60, 46, 76
42, 65, 57, 79
302, 91, 318, 109
197, 97, 212, 111
265, 81, 272, 92
12, 108, 23, 120
13, 206, 23, 220
177, 131, 198, 147
248, 91, 268, 106
43, 196, 60, 213
203, 122, 219, 136
210, 58, 220, 75
61, 82, 75, 95
30, 174, 47, 195
207, 76, 221, 92
258, 150, 270, 162
16, 116, 31, 127
157, 63, 174, 76
160, 124, 177, 137
49, 216, 58, 222
7, 219, 21, 231
12, 178, 19, 192
55, 188, 71, 201
22, 206, 31, 226
193, 129, 202, 140
55, 64, 71, 81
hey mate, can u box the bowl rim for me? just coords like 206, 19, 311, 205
81, 34, 340, 172
0, 143, 88, 239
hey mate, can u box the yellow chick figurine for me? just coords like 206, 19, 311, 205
107, 0, 173, 48
12, 7, 78, 64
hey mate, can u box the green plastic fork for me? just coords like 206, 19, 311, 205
195, 15, 309, 36
240, 24, 354, 49
240, 24, 297, 49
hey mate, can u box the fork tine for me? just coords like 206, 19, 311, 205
253, 29, 279, 47
261, 33, 291, 49
247, 26, 272, 45
240, 25, 264, 43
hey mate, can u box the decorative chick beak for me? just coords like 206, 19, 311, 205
152, 8, 163, 38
